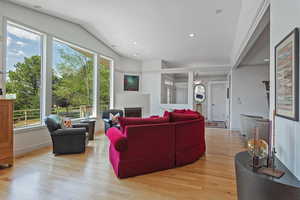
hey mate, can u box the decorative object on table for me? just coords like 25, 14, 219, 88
247, 127, 268, 169
124, 74, 139, 91
275, 28, 299, 121
257, 110, 285, 178
110, 113, 120, 125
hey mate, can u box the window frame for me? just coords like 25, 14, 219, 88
4, 19, 47, 130
99, 55, 114, 110
52, 37, 98, 119
2, 18, 115, 131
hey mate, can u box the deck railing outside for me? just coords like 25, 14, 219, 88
13, 104, 110, 128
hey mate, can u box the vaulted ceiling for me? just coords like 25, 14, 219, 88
8, 0, 242, 67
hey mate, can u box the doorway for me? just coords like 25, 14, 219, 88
208, 81, 227, 122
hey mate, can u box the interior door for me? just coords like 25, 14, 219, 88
211, 83, 226, 121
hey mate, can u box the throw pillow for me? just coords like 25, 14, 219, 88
110, 113, 120, 125
61, 117, 72, 129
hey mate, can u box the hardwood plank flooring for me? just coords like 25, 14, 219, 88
0, 128, 245, 200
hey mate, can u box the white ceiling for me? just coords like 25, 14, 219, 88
8, 0, 242, 67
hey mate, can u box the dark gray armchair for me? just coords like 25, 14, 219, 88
102, 109, 123, 133
45, 115, 89, 155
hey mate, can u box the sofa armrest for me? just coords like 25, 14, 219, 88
106, 127, 128, 152
53, 128, 86, 136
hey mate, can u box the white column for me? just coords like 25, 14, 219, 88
41, 35, 53, 120
93, 54, 99, 118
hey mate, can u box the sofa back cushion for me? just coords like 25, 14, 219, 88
119, 116, 169, 130
170, 113, 200, 122
173, 109, 186, 113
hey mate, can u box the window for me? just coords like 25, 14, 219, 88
3, 20, 115, 130
5, 22, 43, 128
99, 57, 112, 111
51, 39, 95, 119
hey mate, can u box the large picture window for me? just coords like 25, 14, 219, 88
51, 39, 95, 119
4, 20, 115, 130
5, 22, 43, 128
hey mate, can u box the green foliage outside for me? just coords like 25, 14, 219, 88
6, 49, 110, 115
99, 62, 110, 110
6, 55, 41, 110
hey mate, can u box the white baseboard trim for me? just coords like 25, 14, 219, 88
15, 141, 52, 156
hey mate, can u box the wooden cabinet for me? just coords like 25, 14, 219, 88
0, 99, 14, 167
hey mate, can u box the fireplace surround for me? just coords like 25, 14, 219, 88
124, 107, 142, 117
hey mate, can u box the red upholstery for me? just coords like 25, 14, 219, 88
173, 119, 206, 166
170, 112, 200, 122
109, 123, 175, 178
106, 110, 206, 178
106, 127, 128, 152
119, 116, 169, 131
173, 109, 186, 113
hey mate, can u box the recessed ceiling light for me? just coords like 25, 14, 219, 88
189, 33, 196, 38
33, 5, 42, 9
133, 53, 139, 57
133, 41, 137, 45
264, 58, 270, 62
216, 9, 223, 14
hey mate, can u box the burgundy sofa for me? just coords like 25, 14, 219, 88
106, 109, 206, 178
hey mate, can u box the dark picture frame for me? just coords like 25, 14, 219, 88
124, 74, 139, 91
275, 28, 299, 121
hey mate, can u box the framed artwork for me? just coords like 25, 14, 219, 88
124, 74, 139, 91
275, 28, 299, 121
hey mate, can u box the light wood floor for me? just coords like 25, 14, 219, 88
0, 128, 245, 200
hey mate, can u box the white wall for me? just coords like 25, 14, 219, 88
0, 1, 139, 156
270, 0, 300, 180
141, 60, 194, 115
141, 60, 162, 115
232, 0, 269, 65
231, 65, 269, 130
114, 57, 142, 96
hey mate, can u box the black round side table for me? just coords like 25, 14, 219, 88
80, 119, 96, 140
235, 151, 300, 200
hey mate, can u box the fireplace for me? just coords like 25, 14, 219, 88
124, 107, 142, 117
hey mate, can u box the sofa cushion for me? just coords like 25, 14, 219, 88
119, 116, 169, 130
150, 115, 160, 118
173, 109, 186, 113
170, 112, 200, 122
184, 109, 198, 114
